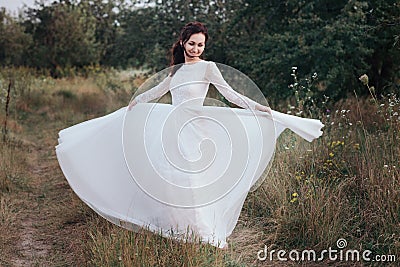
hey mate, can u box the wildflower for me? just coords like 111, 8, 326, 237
341, 141, 344, 145
329, 152, 334, 157
359, 74, 369, 85
369, 86, 375, 93
384, 165, 388, 168
290, 198, 298, 203
292, 192, 298, 197
292, 66, 298, 70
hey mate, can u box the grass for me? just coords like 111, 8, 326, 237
0, 67, 398, 266
86, 216, 243, 267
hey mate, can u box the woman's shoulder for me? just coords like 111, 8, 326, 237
203, 60, 215, 65
182, 60, 214, 70
180, 60, 216, 73
187, 60, 213, 65
199, 60, 216, 68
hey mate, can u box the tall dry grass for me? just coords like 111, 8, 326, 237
85, 216, 243, 267
233, 76, 399, 265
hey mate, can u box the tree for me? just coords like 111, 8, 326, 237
108, 6, 163, 68
226, 0, 374, 101
366, 0, 400, 95
24, 1, 99, 76
79, 0, 127, 65
109, 0, 243, 69
0, 8, 32, 66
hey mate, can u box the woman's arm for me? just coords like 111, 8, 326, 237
128, 75, 172, 110
205, 62, 271, 113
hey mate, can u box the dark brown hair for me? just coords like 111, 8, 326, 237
170, 21, 208, 75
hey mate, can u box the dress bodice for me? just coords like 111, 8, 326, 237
169, 62, 209, 106
134, 61, 259, 109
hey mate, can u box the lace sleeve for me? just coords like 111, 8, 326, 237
134, 75, 171, 103
205, 62, 258, 110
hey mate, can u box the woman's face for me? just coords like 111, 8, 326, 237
182, 33, 206, 59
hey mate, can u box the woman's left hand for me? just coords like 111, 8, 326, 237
255, 104, 272, 114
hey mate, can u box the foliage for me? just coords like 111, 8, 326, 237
0, 0, 399, 100
79, 0, 127, 65
226, 0, 375, 101
0, 8, 32, 66
365, 0, 400, 95
109, 0, 242, 70
23, 1, 100, 77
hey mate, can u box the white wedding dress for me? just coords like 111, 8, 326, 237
56, 61, 323, 248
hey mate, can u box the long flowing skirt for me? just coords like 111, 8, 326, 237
55, 103, 323, 248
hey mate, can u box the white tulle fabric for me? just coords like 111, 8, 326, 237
56, 61, 323, 248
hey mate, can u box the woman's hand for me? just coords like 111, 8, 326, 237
255, 104, 272, 114
128, 99, 138, 111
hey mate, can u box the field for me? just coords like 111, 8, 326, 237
0, 67, 398, 266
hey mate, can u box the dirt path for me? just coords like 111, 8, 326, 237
6, 124, 90, 266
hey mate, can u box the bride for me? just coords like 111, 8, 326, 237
56, 21, 324, 249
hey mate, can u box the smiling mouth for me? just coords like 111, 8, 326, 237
184, 49, 200, 57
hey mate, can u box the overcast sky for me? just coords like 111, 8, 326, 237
1, 1, 147, 16
0, 0, 37, 14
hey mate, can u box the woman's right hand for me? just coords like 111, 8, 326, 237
128, 99, 137, 111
